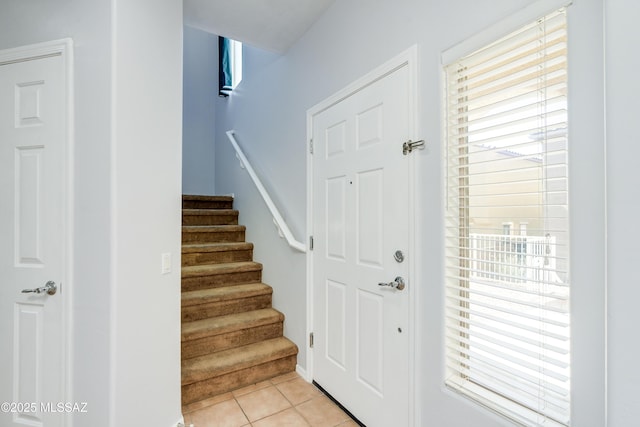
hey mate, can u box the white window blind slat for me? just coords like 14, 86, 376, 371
447, 311, 569, 346
447, 272, 569, 296
445, 324, 569, 367
445, 355, 570, 405
448, 83, 567, 120
463, 107, 567, 132
444, 288, 570, 326
444, 336, 570, 382
445, 361, 570, 424
444, 8, 570, 426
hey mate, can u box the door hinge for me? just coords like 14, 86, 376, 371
309, 332, 314, 348
309, 138, 314, 154
309, 235, 314, 251
402, 139, 425, 155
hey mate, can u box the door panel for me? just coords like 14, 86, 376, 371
0, 51, 68, 427
312, 64, 411, 427
326, 280, 347, 368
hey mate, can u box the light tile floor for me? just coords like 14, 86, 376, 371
183, 372, 360, 427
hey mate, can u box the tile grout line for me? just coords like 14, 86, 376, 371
235, 382, 293, 425
185, 373, 353, 427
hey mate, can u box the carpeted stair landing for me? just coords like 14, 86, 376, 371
181, 195, 298, 409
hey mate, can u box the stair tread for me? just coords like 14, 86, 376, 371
182, 242, 253, 254
182, 262, 262, 278
182, 225, 245, 232
182, 283, 272, 306
180, 195, 298, 401
183, 195, 233, 202
182, 308, 284, 341
181, 337, 298, 385
183, 209, 239, 216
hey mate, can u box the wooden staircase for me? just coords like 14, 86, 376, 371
181, 195, 298, 408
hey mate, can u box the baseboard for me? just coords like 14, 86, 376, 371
296, 364, 310, 381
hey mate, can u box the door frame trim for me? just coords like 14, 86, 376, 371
305, 44, 419, 426
0, 38, 74, 426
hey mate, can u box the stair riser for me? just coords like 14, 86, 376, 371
182, 230, 245, 244
182, 249, 253, 267
181, 355, 297, 406
182, 323, 284, 360
182, 295, 272, 322
182, 215, 239, 226
182, 271, 262, 292
182, 200, 233, 210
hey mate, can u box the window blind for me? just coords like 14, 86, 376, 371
444, 9, 570, 426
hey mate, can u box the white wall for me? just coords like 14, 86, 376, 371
183, 25, 217, 195
0, 1, 112, 425
0, 1, 183, 426
605, 0, 640, 425
215, 0, 611, 425
110, 0, 183, 426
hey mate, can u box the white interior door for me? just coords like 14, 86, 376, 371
0, 45, 69, 427
311, 62, 413, 427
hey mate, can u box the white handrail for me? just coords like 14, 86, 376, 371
226, 130, 306, 253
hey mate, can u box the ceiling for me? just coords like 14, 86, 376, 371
183, 0, 336, 54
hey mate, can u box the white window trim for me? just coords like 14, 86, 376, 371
230, 39, 243, 89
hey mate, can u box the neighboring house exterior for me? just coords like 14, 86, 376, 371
1, 0, 638, 426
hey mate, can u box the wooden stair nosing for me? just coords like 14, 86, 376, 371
181, 308, 284, 342
181, 337, 298, 386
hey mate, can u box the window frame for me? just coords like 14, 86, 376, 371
218, 36, 243, 97
439, 0, 606, 425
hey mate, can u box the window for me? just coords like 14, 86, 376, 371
219, 37, 242, 97
444, 8, 570, 426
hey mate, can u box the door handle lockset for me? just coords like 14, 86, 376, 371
378, 276, 406, 291
22, 281, 57, 296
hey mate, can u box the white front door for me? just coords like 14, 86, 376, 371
0, 42, 70, 427
311, 55, 414, 427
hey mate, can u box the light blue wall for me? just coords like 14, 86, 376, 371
213, 0, 633, 425
183, 25, 217, 195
